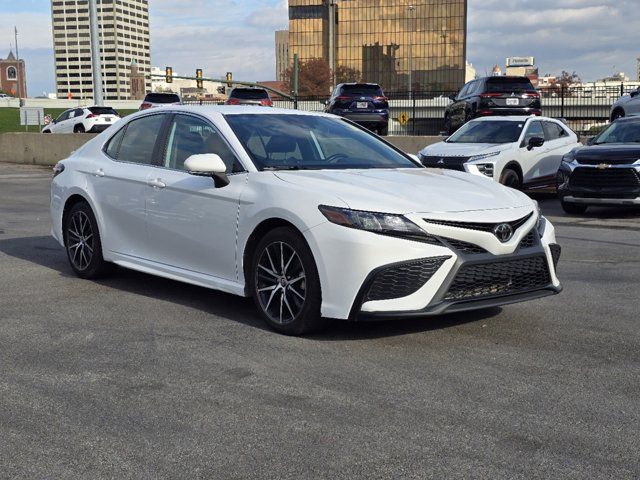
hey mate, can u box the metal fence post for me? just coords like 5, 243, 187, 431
560, 84, 565, 119
621, 82, 624, 97
411, 91, 416, 135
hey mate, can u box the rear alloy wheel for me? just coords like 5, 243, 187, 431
251, 227, 322, 335
499, 168, 522, 190
561, 200, 588, 215
74, 124, 85, 133
64, 202, 111, 278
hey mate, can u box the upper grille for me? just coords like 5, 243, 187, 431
444, 255, 551, 302
576, 155, 640, 166
423, 213, 533, 233
421, 155, 469, 171
365, 256, 450, 301
569, 168, 640, 190
440, 237, 488, 254
518, 229, 537, 249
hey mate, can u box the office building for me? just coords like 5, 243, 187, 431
0, 49, 27, 97
287, 0, 467, 92
50, 0, 151, 101
275, 30, 290, 82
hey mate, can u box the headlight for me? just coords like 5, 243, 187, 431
318, 205, 440, 244
532, 200, 546, 234
468, 151, 500, 162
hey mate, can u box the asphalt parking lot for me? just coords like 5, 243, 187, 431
1, 162, 639, 479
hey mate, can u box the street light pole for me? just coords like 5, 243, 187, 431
88, 0, 104, 106
407, 5, 414, 97
328, 0, 337, 89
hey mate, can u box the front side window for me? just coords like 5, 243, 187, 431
117, 114, 165, 164
225, 114, 419, 171
163, 114, 242, 172
523, 121, 545, 145
447, 120, 525, 144
56, 110, 71, 122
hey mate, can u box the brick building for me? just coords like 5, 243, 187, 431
0, 50, 27, 98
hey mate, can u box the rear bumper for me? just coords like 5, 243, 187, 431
475, 107, 541, 117
88, 124, 111, 133
337, 111, 389, 125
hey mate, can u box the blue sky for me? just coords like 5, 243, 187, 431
1, 0, 638, 96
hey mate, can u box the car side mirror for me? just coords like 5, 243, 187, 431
527, 136, 545, 150
184, 153, 229, 187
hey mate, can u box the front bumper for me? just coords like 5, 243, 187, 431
558, 163, 640, 205
307, 211, 561, 320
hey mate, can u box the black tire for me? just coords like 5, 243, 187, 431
74, 124, 85, 133
561, 200, 588, 215
42, 129, 51, 134
250, 227, 323, 335
378, 126, 388, 136
611, 108, 625, 122
499, 168, 522, 190
64, 201, 111, 279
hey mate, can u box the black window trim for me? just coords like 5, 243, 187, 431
151, 111, 247, 175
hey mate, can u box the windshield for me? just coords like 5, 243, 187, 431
145, 93, 180, 103
447, 120, 525, 144
225, 114, 419, 171
592, 121, 640, 144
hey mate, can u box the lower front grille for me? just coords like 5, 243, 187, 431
365, 256, 450, 301
518, 230, 537, 249
444, 255, 551, 301
569, 168, 640, 189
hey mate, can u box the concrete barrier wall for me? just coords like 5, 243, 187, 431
0, 133, 98, 166
0, 132, 443, 166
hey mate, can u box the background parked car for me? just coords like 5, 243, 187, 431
324, 83, 389, 135
42, 106, 121, 133
139, 92, 182, 110
419, 116, 579, 189
557, 116, 640, 213
225, 87, 273, 106
444, 76, 541, 134
610, 87, 640, 121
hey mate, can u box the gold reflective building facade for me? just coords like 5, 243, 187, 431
288, 0, 467, 92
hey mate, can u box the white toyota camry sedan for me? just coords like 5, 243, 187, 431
51, 106, 562, 335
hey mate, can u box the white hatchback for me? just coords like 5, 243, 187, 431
418, 116, 581, 190
50, 107, 562, 335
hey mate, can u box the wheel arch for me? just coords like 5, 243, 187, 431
502, 161, 523, 184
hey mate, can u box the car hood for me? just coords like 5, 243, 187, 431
575, 144, 640, 163
274, 168, 532, 215
420, 142, 508, 157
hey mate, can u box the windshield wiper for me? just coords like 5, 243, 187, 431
263, 165, 306, 171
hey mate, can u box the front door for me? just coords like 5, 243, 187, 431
519, 120, 551, 184
144, 113, 247, 282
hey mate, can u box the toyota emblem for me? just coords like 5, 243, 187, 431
493, 223, 514, 242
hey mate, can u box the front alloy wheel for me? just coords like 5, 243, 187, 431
251, 227, 322, 335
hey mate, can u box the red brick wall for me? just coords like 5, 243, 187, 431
0, 61, 27, 98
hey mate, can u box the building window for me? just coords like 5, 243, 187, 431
7, 66, 17, 80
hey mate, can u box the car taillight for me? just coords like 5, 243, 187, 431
477, 110, 495, 116
479, 93, 503, 98
260, 99, 273, 107
86, 113, 96, 118
336, 96, 352, 101
140, 102, 152, 110
226, 98, 240, 105
373, 96, 388, 101
523, 91, 541, 98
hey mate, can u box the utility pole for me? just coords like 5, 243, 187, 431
407, 5, 414, 96
14, 26, 22, 99
88, 0, 104, 106
293, 53, 299, 110
328, 0, 337, 88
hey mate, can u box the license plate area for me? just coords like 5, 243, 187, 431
506, 98, 520, 106
356, 102, 368, 109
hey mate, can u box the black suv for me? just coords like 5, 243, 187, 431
557, 116, 640, 214
226, 87, 273, 106
324, 83, 389, 135
444, 76, 541, 134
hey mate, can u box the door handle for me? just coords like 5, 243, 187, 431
147, 178, 166, 189
94, 168, 105, 177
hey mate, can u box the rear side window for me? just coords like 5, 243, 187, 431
340, 84, 383, 97
230, 88, 270, 100
105, 127, 126, 159
144, 93, 180, 104
543, 121, 568, 140
485, 77, 535, 93
89, 107, 119, 116
115, 114, 165, 164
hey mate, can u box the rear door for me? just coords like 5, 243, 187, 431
626, 89, 640, 115
144, 112, 247, 281
90, 113, 168, 258
539, 121, 573, 183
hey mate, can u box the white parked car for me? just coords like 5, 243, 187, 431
42, 106, 121, 134
610, 87, 640, 121
50, 107, 561, 335
418, 116, 580, 189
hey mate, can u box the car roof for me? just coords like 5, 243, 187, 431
128, 105, 336, 118
468, 115, 558, 123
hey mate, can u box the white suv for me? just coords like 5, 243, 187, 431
42, 106, 121, 134
418, 116, 581, 190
